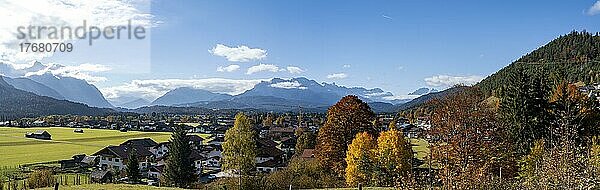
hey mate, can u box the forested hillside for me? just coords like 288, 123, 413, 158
478, 31, 600, 96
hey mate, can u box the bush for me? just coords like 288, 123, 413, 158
264, 158, 343, 189
26, 170, 55, 189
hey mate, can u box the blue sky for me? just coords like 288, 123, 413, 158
2, 0, 600, 101
146, 0, 600, 96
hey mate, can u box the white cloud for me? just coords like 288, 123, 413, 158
382, 94, 420, 100
0, 61, 111, 83
209, 44, 267, 62
100, 78, 265, 100
0, 0, 155, 63
25, 63, 111, 83
247, 63, 280, 75
216, 64, 240, 72
286, 66, 304, 74
343, 64, 351, 68
424, 75, 483, 87
588, 1, 600, 15
327, 73, 348, 79
270, 81, 307, 89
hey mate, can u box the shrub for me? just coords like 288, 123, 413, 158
26, 169, 55, 189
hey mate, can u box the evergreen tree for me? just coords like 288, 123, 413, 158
222, 112, 257, 187
499, 65, 551, 156
162, 124, 197, 187
125, 147, 141, 184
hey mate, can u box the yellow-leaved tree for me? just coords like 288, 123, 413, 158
373, 128, 413, 187
345, 132, 377, 186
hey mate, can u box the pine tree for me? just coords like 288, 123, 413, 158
162, 124, 197, 187
222, 112, 257, 187
499, 65, 551, 156
125, 147, 141, 184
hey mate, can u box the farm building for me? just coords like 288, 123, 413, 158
74, 128, 84, 133
91, 170, 113, 183
25, 130, 51, 140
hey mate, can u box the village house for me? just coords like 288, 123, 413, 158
207, 136, 225, 146
150, 149, 207, 179
278, 137, 297, 156
149, 135, 205, 159
255, 138, 286, 173
92, 145, 154, 171
148, 165, 164, 180
120, 138, 159, 149
401, 124, 423, 138
256, 159, 285, 173
267, 127, 295, 139
151, 142, 170, 159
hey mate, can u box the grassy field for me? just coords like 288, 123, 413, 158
410, 138, 430, 160
36, 184, 184, 190
0, 126, 209, 166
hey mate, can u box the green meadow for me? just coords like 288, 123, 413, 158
0, 127, 210, 167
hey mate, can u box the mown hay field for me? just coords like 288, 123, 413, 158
0, 127, 209, 166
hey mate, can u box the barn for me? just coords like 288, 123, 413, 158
25, 130, 52, 140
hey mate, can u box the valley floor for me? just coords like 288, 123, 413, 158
35, 184, 184, 190
0, 127, 198, 166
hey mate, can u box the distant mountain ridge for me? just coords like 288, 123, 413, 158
27, 73, 114, 108
0, 76, 112, 119
119, 98, 151, 109
151, 77, 407, 112
151, 87, 232, 106
3, 77, 65, 100
408, 87, 438, 96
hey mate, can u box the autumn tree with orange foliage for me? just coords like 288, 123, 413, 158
428, 87, 516, 189
316, 95, 377, 177
548, 81, 600, 147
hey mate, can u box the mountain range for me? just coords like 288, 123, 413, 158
0, 76, 112, 119
151, 87, 233, 106
146, 77, 411, 112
